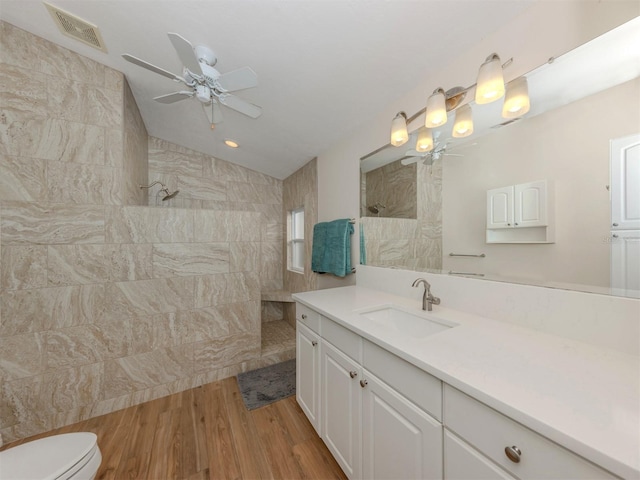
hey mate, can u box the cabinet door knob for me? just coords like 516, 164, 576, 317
612, 223, 619, 227
514, 222, 519, 226
311, 341, 318, 347
359, 379, 368, 388
507, 223, 511, 226
301, 314, 307, 319
504, 446, 522, 463
613, 234, 619, 238
349, 370, 358, 379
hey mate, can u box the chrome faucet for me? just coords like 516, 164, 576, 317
412, 278, 441, 311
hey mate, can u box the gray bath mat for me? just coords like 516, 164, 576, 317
236, 359, 296, 410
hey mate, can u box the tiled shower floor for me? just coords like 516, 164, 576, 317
261, 320, 296, 357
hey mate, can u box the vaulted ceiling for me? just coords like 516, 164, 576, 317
0, 0, 533, 178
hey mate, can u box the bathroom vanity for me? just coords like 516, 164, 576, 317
293, 286, 639, 480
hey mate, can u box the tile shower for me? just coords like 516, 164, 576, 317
0, 21, 295, 443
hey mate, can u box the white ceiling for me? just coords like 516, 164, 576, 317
0, 0, 533, 179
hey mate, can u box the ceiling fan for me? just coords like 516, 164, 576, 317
400, 132, 473, 166
122, 33, 261, 126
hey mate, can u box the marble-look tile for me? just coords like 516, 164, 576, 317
45, 317, 130, 369
192, 332, 260, 374
245, 168, 282, 187
152, 243, 229, 277
0, 156, 47, 202
179, 308, 230, 343
224, 300, 260, 335
40, 363, 103, 413
1, 202, 105, 245
226, 182, 282, 205
148, 147, 203, 177
106, 206, 193, 243
262, 223, 284, 243
195, 272, 259, 308
47, 245, 109, 286
123, 78, 148, 207
47, 79, 122, 128
260, 241, 283, 284
104, 67, 123, 92
103, 346, 192, 399
0, 63, 49, 116
1, 245, 48, 290
131, 313, 187, 354
106, 243, 153, 281
106, 277, 195, 318
176, 175, 226, 202
47, 161, 120, 205
105, 128, 124, 169
0, 333, 46, 382
207, 157, 249, 182
230, 242, 260, 273
0, 374, 43, 429
0, 111, 106, 164
193, 210, 261, 242
0, 284, 105, 335
261, 301, 284, 322
88, 392, 133, 418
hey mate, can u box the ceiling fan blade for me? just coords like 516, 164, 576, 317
404, 150, 424, 157
167, 32, 203, 77
154, 91, 193, 104
216, 67, 258, 92
401, 157, 421, 166
122, 54, 185, 83
219, 94, 262, 118
203, 101, 224, 125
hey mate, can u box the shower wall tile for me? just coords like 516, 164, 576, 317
131, 313, 187, 354
194, 272, 258, 308
179, 308, 230, 343
106, 277, 195, 319
148, 148, 203, 177
0, 202, 105, 245
226, 181, 282, 205
47, 79, 122, 128
47, 245, 109, 286
206, 157, 249, 182
123, 78, 148, 206
224, 300, 261, 335
176, 175, 226, 202
104, 68, 123, 92
106, 243, 153, 281
230, 242, 260, 273
41, 363, 103, 413
106, 206, 193, 243
0, 374, 44, 429
1, 245, 48, 291
192, 333, 260, 374
47, 161, 120, 205
105, 128, 124, 169
0, 333, 46, 382
0, 156, 47, 202
0, 64, 49, 116
193, 210, 261, 242
152, 243, 229, 277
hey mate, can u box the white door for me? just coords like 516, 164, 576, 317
321, 341, 362, 479
611, 230, 640, 298
362, 371, 443, 480
514, 180, 547, 228
487, 186, 513, 228
296, 321, 321, 433
611, 133, 640, 230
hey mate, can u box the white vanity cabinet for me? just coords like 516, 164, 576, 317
296, 304, 322, 434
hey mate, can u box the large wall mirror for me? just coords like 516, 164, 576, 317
360, 17, 640, 298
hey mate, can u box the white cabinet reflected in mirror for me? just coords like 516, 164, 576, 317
359, 16, 640, 299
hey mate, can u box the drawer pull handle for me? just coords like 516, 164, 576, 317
301, 314, 307, 319
311, 341, 318, 347
360, 379, 368, 388
349, 371, 358, 379
505, 446, 522, 463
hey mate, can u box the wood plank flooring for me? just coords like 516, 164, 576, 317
2, 377, 346, 480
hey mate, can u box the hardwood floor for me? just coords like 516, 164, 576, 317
2, 377, 346, 480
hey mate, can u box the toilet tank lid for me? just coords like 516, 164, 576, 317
0, 432, 98, 480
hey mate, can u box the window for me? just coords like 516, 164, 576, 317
288, 207, 305, 273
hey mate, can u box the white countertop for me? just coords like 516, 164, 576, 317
293, 286, 640, 479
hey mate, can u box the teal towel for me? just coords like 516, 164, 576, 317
312, 219, 354, 277
359, 223, 366, 265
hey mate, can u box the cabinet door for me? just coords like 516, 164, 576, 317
514, 180, 547, 227
296, 321, 321, 433
322, 341, 362, 479
362, 371, 443, 480
444, 430, 515, 479
611, 230, 640, 297
611, 133, 640, 230
487, 187, 513, 228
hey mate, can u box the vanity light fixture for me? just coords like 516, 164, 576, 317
475, 53, 505, 104
502, 76, 530, 118
390, 111, 409, 147
224, 139, 239, 148
424, 88, 448, 128
452, 104, 473, 138
415, 128, 434, 152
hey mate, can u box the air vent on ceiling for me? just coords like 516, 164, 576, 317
44, 2, 107, 52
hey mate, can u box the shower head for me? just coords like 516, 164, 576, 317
139, 182, 179, 202
162, 189, 179, 201
368, 205, 379, 214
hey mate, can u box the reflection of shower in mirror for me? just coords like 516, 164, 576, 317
368, 203, 386, 215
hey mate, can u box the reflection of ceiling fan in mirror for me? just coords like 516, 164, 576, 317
400, 132, 468, 165
122, 33, 261, 127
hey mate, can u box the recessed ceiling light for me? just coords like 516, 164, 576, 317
224, 139, 239, 148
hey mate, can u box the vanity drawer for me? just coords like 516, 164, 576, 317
296, 303, 321, 334
444, 385, 616, 479
363, 340, 442, 421
322, 317, 362, 362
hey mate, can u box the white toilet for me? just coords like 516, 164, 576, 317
0, 432, 101, 480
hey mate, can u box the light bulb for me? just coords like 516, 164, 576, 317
416, 128, 434, 152
452, 104, 473, 138
390, 112, 409, 147
224, 139, 239, 148
475, 53, 505, 104
502, 76, 530, 118
425, 89, 447, 128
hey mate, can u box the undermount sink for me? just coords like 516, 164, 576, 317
357, 304, 457, 339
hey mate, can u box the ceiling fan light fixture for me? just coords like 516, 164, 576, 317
502, 76, 531, 118
415, 128, 434, 152
195, 84, 211, 103
452, 104, 474, 138
224, 139, 239, 148
390, 112, 409, 147
425, 88, 447, 128
475, 53, 505, 104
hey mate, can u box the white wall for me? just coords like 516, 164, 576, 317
316, 0, 640, 290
